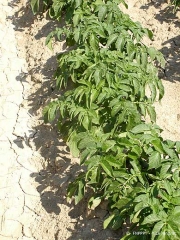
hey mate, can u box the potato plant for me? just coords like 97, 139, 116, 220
31, 0, 180, 239
171, 0, 180, 11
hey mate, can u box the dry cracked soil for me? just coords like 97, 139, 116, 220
0, 0, 180, 239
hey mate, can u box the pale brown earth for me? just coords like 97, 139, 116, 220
0, 0, 180, 239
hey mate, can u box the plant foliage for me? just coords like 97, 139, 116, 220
31, 0, 180, 239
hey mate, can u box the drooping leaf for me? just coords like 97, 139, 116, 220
75, 179, 85, 204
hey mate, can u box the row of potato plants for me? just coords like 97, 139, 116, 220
31, 0, 180, 239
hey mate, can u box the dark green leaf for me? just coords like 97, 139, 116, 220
157, 80, 165, 100
111, 215, 123, 230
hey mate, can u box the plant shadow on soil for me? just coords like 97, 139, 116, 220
141, 0, 180, 82
8, 1, 122, 239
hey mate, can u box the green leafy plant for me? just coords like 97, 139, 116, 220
31, 0, 180, 239
171, 0, 180, 11
31, 0, 52, 14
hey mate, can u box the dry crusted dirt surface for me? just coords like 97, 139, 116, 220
0, 0, 180, 239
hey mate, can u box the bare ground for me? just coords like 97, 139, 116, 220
1, 0, 180, 239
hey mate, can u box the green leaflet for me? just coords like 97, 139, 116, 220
131, 123, 151, 134
107, 33, 118, 47
100, 159, 113, 177
88, 196, 101, 210
148, 82, 157, 102
104, 214, 115, 229
176, 141, 180, 153
98, 5, 107, 21
31, 0, 39, 14
147, 105, 156, 122
151, 221, 164, 240
141, 214, 161, 225
148, 151, 161, 170
115, 36, 126, 51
